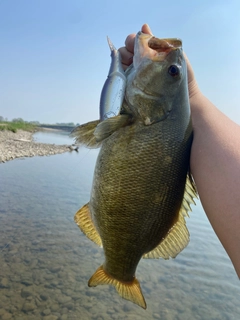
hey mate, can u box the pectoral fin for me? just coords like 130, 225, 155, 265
71, 114, 131, 148
71, 120, 101, 148
94, 114, 131, 142
88, 265, 146, 309
143, 174, 198, 259
74, 203, 102, 247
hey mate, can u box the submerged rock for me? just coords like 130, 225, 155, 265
22, 301, 36, 312
0, 278, 9, 288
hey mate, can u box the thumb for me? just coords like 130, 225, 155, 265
141, 24, 153, 35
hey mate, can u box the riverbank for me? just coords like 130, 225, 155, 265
0, 129, 73, 163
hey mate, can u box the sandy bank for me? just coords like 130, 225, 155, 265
0, 129, 75, 163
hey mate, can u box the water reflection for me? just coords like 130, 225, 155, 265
0, 132, 239, 320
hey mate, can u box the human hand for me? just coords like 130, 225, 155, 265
118, 24, 200, 100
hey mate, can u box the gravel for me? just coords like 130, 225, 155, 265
0, 130, 72, 163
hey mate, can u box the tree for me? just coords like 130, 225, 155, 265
12, 118, 24, 123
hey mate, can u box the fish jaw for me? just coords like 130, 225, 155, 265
133, 31, 182, 68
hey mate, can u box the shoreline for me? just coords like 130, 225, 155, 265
0, 129, 74, 163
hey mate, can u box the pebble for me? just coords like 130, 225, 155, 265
56, 296, 72, 304
0, 129, 71, 163
50, 304, 59, 312
20, 279, 32, 286
42, 308, 51, 316
22, 301, 36, 312
1, 312, 12, 320
21, 288, 33, 298
0, 278, 9, 288
50, 266, 62, 273
43, 316, 58, 320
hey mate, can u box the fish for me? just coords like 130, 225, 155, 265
99, 37, 126, 121
71, 31, 197, 309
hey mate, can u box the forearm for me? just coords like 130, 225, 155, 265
190, 93, 240, 277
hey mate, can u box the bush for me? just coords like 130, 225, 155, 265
0, 121, 36, 133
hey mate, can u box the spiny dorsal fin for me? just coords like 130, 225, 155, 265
88, 265, 146, 309
74, 203, 102, 247
71, 120, 101, 148
143, 173, 198, 260
94, 114, 131, 142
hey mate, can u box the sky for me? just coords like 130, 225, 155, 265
0, 0, 240, 124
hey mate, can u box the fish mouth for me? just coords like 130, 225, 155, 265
148, 37, 182, 53
133, 32, 182, 67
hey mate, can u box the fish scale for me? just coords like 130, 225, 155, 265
92, 118, 191, 281
72, 31, 197, 309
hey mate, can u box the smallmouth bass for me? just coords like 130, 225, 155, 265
71, 31, 197, 309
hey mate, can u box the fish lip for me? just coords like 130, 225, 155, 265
148, 36, 182, 52
134, 32, 182, 64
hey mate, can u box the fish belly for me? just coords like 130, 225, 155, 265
90, 121, 191, 281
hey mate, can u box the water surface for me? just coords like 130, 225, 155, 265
33, 130, 74, 145
0, 132, 239, 320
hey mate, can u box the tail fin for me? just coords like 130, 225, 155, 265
88, 265, 146, 309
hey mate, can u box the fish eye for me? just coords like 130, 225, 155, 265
168, 65, 179, 77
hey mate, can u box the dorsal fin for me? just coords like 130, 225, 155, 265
74, 203, 102, 247
143, 174, 198, 259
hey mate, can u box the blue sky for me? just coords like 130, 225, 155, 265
0, 0, 239, 124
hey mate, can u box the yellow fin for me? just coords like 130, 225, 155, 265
94, 114, 131, 142
88, 265, 146, 309
143, 213, 189, 259
74, 203, 102, 247
143, 174, 198, 260
70, 120, 101, 148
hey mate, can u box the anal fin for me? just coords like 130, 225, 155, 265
88, 265, 146, 309
143, 173, 198, 260
74, 203, 102, 247
143, 213, 189, 259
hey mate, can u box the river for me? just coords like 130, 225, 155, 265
0, 131, 239, 320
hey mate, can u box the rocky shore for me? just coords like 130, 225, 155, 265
0, 129, 74, 163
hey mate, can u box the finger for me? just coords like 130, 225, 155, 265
184, 53, 194, 84
141, 23, 153, 35
122, 63, 132, 71
183, 53, 199, 98
125, 33, 136, 53
119, 47, 133, 69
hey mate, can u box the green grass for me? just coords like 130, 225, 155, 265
0, 122, 37, 133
